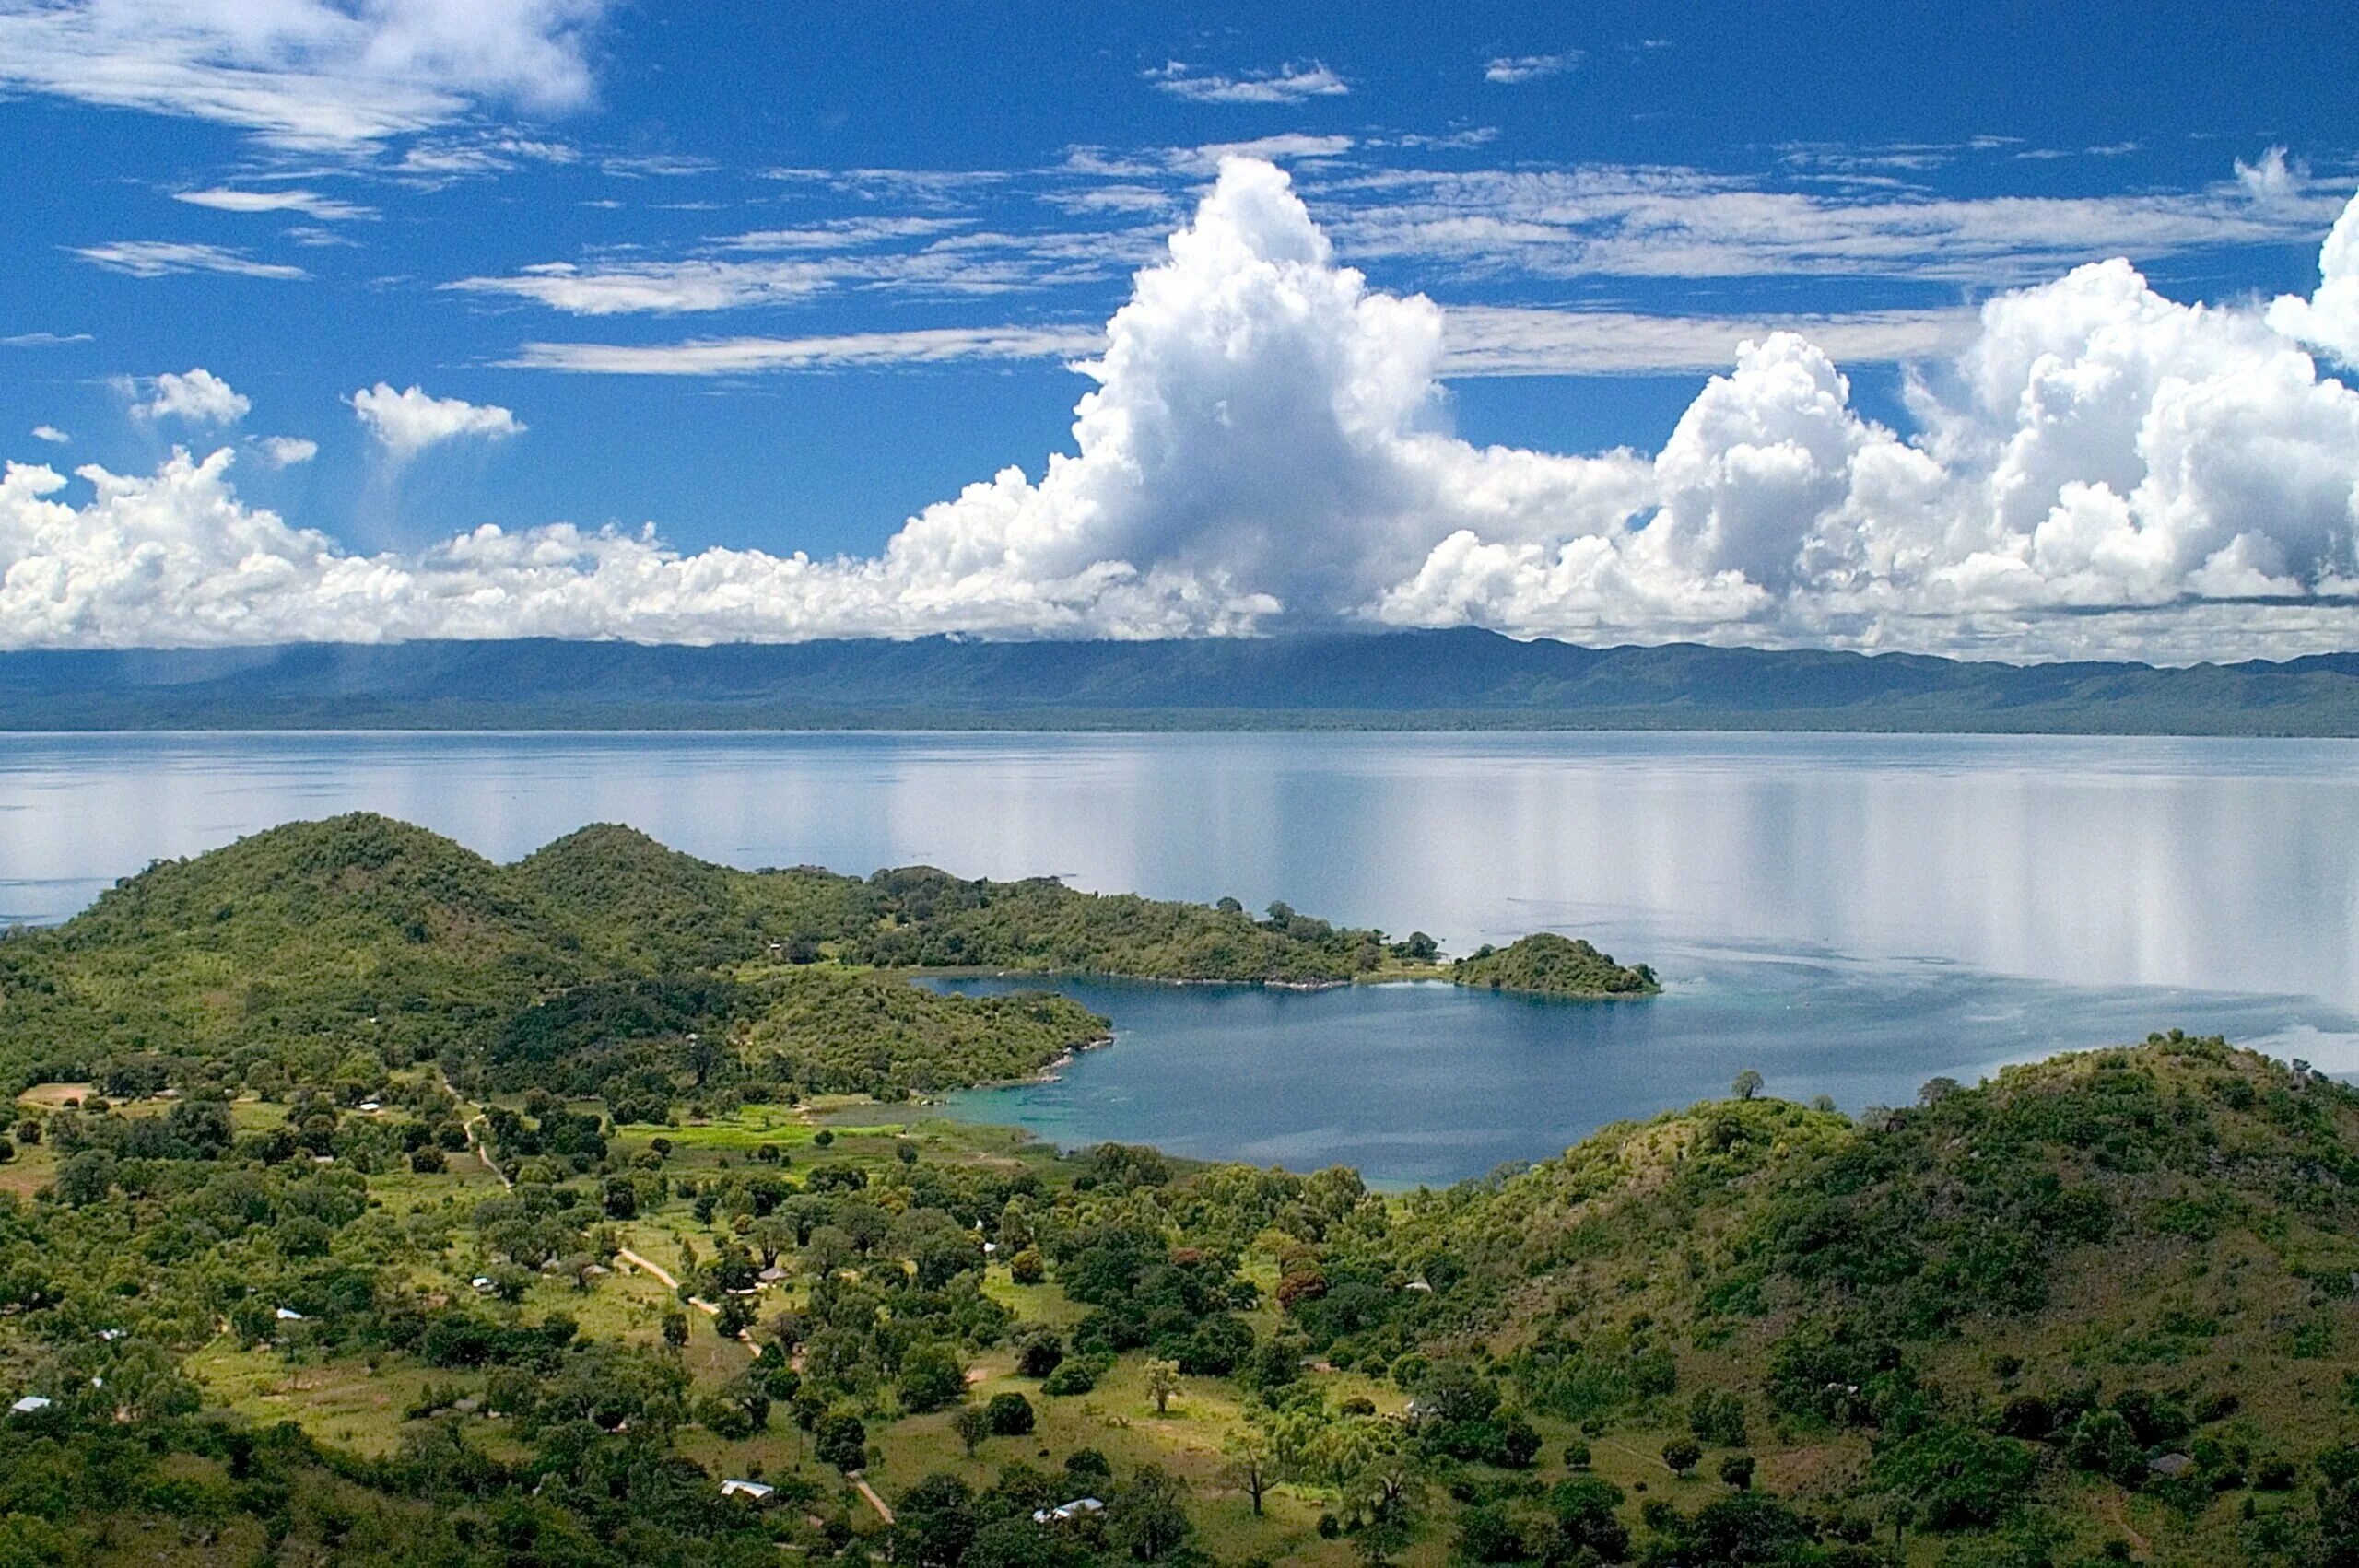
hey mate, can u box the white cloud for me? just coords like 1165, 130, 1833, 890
507, 309, 1968, 380
8, 161, 2359, 663
30, 425, 67, 444
0, 0, 611, 149
3, 331, 91, 346
2268, 189, 2359, 368
129, 367, 250, 425
71, 240, 308, 280
505, 324, 1105, 375
1437, 306, 1976, 375
252, 435, 317, 467
1146, 60, 1348, 105
348, 383, 522, 456
174, 187, 376, 221
1484, 53, 1578, 84
1312, 162, 2350, 286
1178, 134, 1355, 172
446, 226, 1142, 315
445, 257, 836, 314
2236, 145, 2306, 202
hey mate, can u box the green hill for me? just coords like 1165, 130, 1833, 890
0, 813, 578, 1079
1269, 1033, 2359, 1562
1450, 931, 1660, 996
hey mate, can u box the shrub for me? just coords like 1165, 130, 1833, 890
1008, 1248, 1045, 1284
1043, 1356, 1105, 1397
984, 1392, 1036, 1436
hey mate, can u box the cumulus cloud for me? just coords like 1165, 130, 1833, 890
1484, 53, 1578, 84
128, 367, 249, 425
6, 159, 2359, 661
0, 0, 611, 148
348, 383, 523, 456
2269, 190, 2359, 369
252, 435, 317, 467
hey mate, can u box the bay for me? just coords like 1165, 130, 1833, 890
1, 730, 2354, 1183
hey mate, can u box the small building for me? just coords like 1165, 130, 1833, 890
720, 1479, 777, 1504
2150, 1452, 2197, 1479
274, 1306, 304, 1321
757, 1266, 789, 1284
470, 1276, 498, 1293
96, 1328, 126, 1342
9, 1395, 51, 1415
1031, 1498, 1105, 1524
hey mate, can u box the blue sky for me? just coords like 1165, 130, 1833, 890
3, 2, 2358, 660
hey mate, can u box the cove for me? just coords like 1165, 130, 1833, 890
929, 956, 2357, 1187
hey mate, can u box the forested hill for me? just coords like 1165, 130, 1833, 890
0, 813, 1647, 1097
4, 631, 2359, 732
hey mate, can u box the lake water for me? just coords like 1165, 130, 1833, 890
3, 731, 2355, 1183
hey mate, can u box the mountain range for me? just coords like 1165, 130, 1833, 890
5, 631, 2359, 733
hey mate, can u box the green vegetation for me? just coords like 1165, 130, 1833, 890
12, 814, 2359, 1565
1450, 931, 1660, 997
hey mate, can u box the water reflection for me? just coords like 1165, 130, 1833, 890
2, 731, 2353, 1005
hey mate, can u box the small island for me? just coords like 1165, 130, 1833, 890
1449, 931, 1660, 998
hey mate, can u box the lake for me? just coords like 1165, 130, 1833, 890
3, 730, 2355, 1183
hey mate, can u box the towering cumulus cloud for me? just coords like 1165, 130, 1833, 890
5, 158, 2359, 658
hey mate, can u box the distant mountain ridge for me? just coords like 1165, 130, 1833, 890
4, 630, 2359, 733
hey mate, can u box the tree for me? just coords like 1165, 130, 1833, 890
898, 1343, 967, 1414
1731, 1069, 1764, 1101
1919, 1076, 1963, 1106
1719, 1454, 1755, 1492
1144, 1358, 1181, 1415
984, 1392, 1036, 1436
1221, 1428, 1274, 1515
1662, 1436, 1703, 1476
1110, 1467, 1193, 1562
55, 1150, 115, 1208
952, 1405, 992, 1457
817, 1411, 869, 1472
1008, 1248, 1045, 1284
1015, 1328, 1064, 1379
661, 1310, 689, 1351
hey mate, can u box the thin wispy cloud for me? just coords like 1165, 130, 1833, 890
1145, 60, 1348, 105
70, 240, 309, 280
174, 187, 377, 221
505, 324, 1106, 375
0, 0, 613, 149
2, 331, 90, 346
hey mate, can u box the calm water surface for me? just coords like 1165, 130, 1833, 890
2, 731, 2354, 1183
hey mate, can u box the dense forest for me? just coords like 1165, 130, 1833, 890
1, 817, 2349, 1565
0, 814, 1648, 1104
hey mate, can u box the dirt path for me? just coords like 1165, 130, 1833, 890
853, 1477, 895, 1526
433, 1070, 512, 1189
2101, 1492, 2152, 1557
616, 1246, 683, 1293
615, 1247, 758, 1355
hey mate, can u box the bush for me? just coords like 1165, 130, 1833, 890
1016, 1330, 1064, 1379
409, 1146, 446, 1174
1690, 1388, 1749, 1448
983, 1392, 1036, 1436
1008, 1248, 1045, 1284
1043, 1356, 1106, 1397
